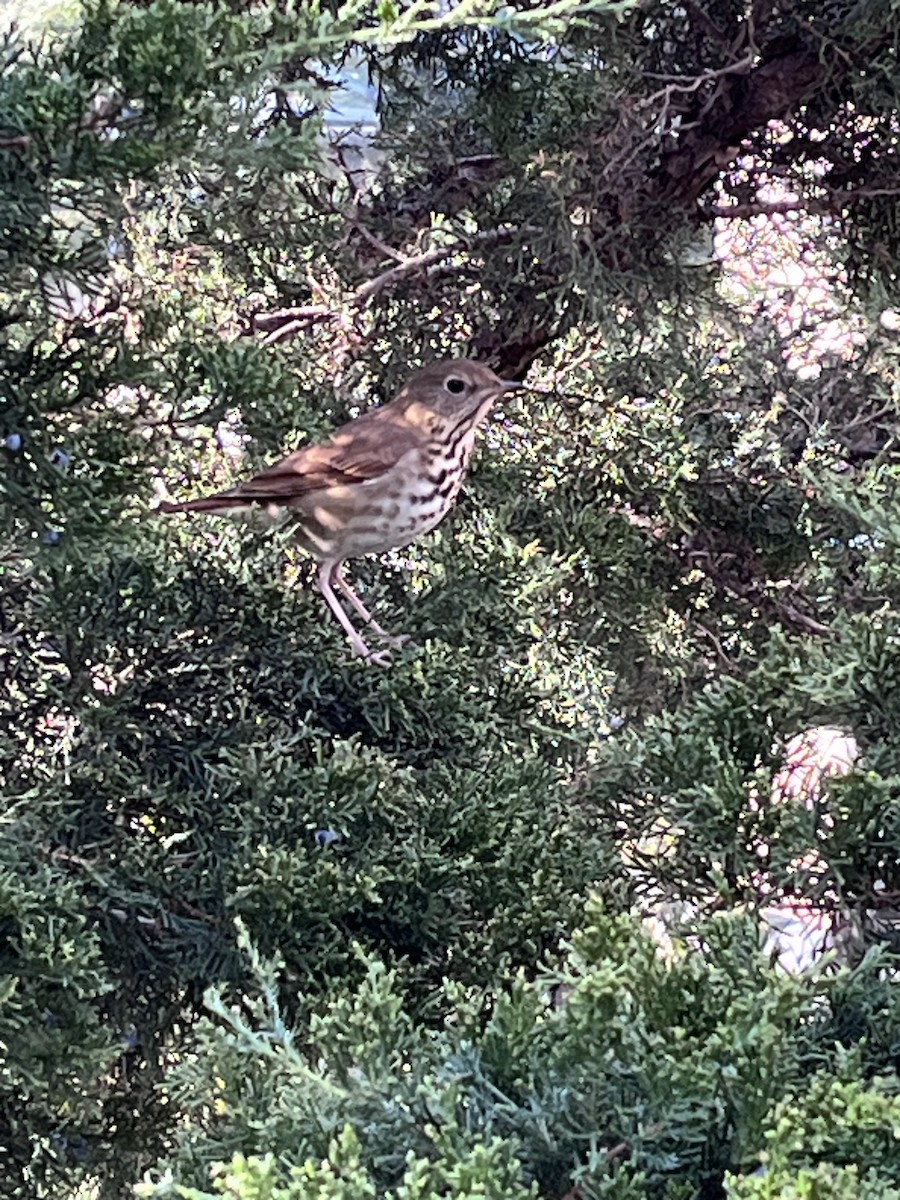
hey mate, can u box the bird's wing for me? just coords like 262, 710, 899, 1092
159, 408, 418, 513
240, 408, 419, 497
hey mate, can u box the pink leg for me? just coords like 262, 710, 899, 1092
315, 561, 392, 666
330, 565, 408, 649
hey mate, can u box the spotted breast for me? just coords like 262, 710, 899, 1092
292, 399, 489, 561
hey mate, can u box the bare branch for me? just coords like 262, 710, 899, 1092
777, 602, 834, 639
702, 200, 826, 219
702, 185, 900, 221
253, 226, 536, 345
642, 50, 755, 94
252, 304, 337, 333
681, 0, 730, 46
351, 222, 407, 264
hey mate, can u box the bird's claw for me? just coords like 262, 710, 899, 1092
375, 631, 409, 650
350, 640, 394, 667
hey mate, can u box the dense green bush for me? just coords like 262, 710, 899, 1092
135, 906, 900, 1199
3, 0, 900, 1196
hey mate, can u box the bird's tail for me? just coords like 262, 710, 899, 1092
157, 494, 248, 514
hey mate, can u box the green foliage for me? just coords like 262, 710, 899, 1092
0, 828, 116, 1193
728, 1165, 900, 1200
159, 1127, 537, 1200
725, 1061, 900, 1199
3, 0, 900, 1196
133, 905, 900, 1199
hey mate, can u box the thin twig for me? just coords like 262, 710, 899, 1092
253, 225, 540, 345
352, 221, 407, 264
353, 227, 524, 304
695, 620, 731, 666
840, 403, 895, 432
642, 50, 755, 97
704, 185, 900, 221
252, 304, 337, 333
777, 603, 833, 638
682, 0, 729, 45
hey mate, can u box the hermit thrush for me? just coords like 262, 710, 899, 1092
158, 359, 521, 664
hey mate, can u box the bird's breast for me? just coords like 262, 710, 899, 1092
366, 443, 470, 548
291, 432, 481, 561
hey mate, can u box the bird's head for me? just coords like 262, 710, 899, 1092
394, 359, 523, 423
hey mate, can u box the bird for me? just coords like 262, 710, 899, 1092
158, 359, 522, 665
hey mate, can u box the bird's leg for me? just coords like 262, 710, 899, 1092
316, 561, 392, 667
329, 564, 409, 649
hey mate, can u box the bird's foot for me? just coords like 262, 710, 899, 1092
362, 646, 394, 668
347, 634, 394, 667
372, 630, 410, 650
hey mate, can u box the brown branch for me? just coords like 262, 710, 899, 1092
703, 186, 900, 220
353, 225, 532, 304
776, 601, 834, 639
351, 221, 407, 264
842, 410, 897, 438
658, 48, 828, 207
253, 226, 534, 345
703, 200, 824, 219
252, 304, 337, 333
169, 897, 219, 924
694, 620, 732, 666
352, 240, 478, 304
642, 50, 755, 93
490, 37, 841, 373
682, 0, 730, 46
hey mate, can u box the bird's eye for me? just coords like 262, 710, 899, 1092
445, 377, 466, 394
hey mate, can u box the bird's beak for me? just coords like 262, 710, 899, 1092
500, 380, 526, 392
